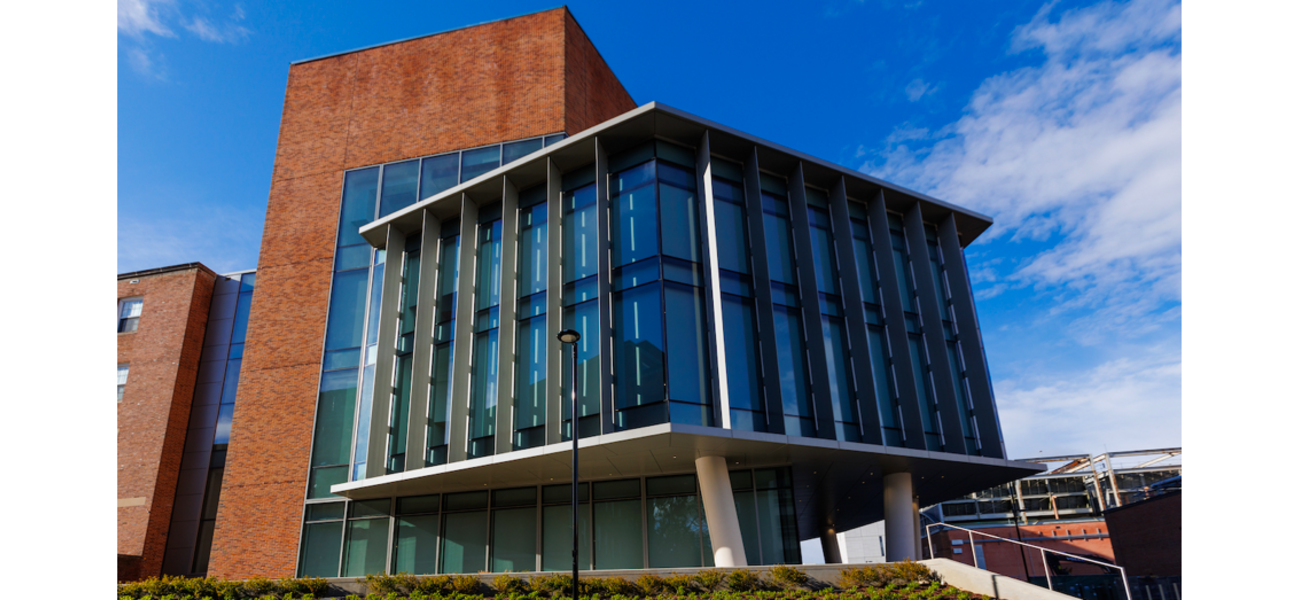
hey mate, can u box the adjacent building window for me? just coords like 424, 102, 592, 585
118, 297, 143, 333
117, 364, 129, 401
807, 188, 861, 443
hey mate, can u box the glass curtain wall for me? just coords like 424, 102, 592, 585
393, 495, 440, 575
592, 479, 643, 569
561, 167, 601, 440
428, 221, 461, 466
311, 167, 378, 497
299, 469, 799, 577
490, 488, 537, 572
298, 503, 346, 577
468, 205, 503, 459
847, 203, 904, 446
441, 491, 489, 573
711, 164, 767, 432
729, 468, 802, 565
387, 235, 421, 473
761, 175, 816, 437
925, 225, 981, 455
609, 143, 712, 431
646, 475, 711, 568
805, 188, 862, 442
541, 483, 591, 571
342, 499, 391, 577
514, 186, 548, 449
888, 214, 944, 451
352, 249, 386, 478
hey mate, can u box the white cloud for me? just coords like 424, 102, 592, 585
120, 0, 251, 76
864, 0, 1182, 338
118, 204, 263, 275
904, 78, 937, 102
118, 0, 175, 38
995, 343, 1181, 456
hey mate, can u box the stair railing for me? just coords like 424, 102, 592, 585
924, 522, 1133, 600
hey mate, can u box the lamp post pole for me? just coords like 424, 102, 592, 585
557, 329, 582, 600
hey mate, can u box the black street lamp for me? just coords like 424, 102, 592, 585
556, 329, 581, 599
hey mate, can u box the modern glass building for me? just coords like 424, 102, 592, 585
300, 103, 1042, 575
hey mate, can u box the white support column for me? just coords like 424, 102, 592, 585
884, 472, 916, 561
695, 455, 748, 567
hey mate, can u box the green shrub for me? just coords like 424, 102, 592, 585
663, 573, 699, 593
362, 573, 407, 596
450, 574, 482, 595
724, 569, 763, 592
693, 569, 725, 592
239, 576, 279, 598
589, 576, 640, 597
408, 574, 452, 595
769, 565, 810, 589
492, 573, 531, 595
634, 573, 668, 595
531, 573, 572, 597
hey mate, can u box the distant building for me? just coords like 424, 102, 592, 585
117, 265, 254, 580
887, 448, 1181, 583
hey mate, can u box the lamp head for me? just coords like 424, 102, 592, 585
557, 329, 581, 344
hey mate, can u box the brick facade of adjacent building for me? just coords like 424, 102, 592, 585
929, 522, 1116, 580
118, 264, 218, 581
207, 7, 635, 579
1105, 491, 1181, 577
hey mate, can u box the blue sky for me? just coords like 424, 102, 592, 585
118, 0, 1182, 459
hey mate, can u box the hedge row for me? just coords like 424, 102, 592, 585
120, 562, 989, 600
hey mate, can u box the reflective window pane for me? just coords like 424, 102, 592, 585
298, 521, 343, 577
339, 168, 379, 247
503, 138, 544, 165
664, 282, 710, 413
647, 495, 704, 568
611, 161, 658, 267
441, 510, 488, 573
380, 160, 420, 218
614, 283, 665, 411
421, 154, 459, 200
461, 146, 501, 182
394, 514, 439, 574
491, 507, 537, 572
593, 499, 643, 569
342, 518, 389, 577
563, 184, 598, 284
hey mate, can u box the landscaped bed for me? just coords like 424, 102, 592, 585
118, 562, 992, 600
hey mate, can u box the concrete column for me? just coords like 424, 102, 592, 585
820, 527, 843, 564
695, 455, 748, 567
884, 472, 916, 561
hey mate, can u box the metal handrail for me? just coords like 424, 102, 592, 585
924, 521, 1133, 600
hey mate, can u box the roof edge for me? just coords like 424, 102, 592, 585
118, 262, 216, 281
290, 5, 568, 66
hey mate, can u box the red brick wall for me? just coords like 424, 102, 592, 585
118, 266, 216, 581
564, 11, 638, 134
209, 7, 634, 579
1105, 492, 1181, 577
932, 522, 1115, 580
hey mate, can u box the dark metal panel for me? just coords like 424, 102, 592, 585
743, 147, 787, 434
366, 224, 405, 478
867, 191, 927, 450
595, 138, 616, 435
545, 159, 564, 445
448, 194, 479, 463
904, 204, 967, 455
828, 178, 884, 445
495, 177, 519, 455
695, 131, 729, 429
786, 163, 837, 440
939, 215, 1005, 458
404, 209, 442, 468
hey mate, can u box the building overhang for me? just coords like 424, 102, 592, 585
357, 102, 994, 248
332, 422, 1043, 539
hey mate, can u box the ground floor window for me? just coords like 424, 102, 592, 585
296, 467, 799, 576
